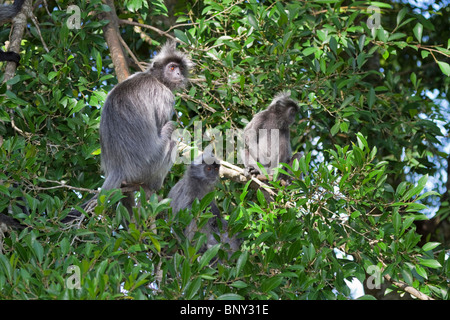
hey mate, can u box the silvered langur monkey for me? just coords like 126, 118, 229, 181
63, 41, 192, 223
168, 152, 240, 256
242, 91, 300, 179
0, 0, 25, 64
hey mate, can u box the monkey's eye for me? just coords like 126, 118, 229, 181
206, 167, 211, 171
215, 167, 219, 171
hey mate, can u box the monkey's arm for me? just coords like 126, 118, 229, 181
243, 126, 264, 176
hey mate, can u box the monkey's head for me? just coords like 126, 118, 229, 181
189, 152, 221, 183
267, 91, 299, 126
149, 41, 194, 91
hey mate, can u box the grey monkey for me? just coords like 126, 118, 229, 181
168, 152, 240, 255
0, 0, 25, 64
63, 41, 192, 223
242, 91, 299, 178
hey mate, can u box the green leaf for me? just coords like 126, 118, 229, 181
184, 277, 201, 299
396, 7, 408, 26
217, 293, 245, 300
198, 244, 220, 269
357, 295, 377, 300
95, 50, 102, 77
351, 210, 361, 219
236, 251, 248, 275
254, 232, 273, 246
247, 14, 259, 30
302, 47, 317, 56
356, 133, 369, 150
0, 185, 10, 196
256, 189, 266, 207
421, 50, 430, 59
418, 258, 442, 269
181, 259, 191, 289
413, 23, 423, 43
422, 242, 440, 252
261, 276, 283, 293
415, 265, 427, 279
393, 211, 401, 236
437, 61, 450, 76
0, 255, 13, 282
174, 29, 189, 44
230, 280, 248, 289
199, 191, 215, 212
331, 121, 340, 136
32, 241, 44, 263
410, 72, 417, 87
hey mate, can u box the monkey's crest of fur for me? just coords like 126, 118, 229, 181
272, 91, 293, 104
150, 41, 194, 74
267, 91, 299, 124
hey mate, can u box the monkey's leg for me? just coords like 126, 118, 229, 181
121, 191, 135, 228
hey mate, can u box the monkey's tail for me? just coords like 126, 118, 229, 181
61, 194, 98, 224
62, 174, 123, 224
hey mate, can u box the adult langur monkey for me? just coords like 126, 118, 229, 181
63, 41, 193, 223
242, 91, 300, 180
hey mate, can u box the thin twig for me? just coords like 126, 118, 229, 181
118, 19, 176, 41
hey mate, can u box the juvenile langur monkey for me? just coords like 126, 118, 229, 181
0, 0, 25, 64
168, 152, 240, 255
242, 91, 299, 178
63, 41, 192, 223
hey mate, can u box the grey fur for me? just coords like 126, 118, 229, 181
168, 153, 240, 255
63, 42, 192, 223
0, 0, 25, 63
100, 41, 192, 194
0, 0, 24, 23
242, 91, 299, 176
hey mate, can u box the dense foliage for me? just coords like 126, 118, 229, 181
0, 0, 449, 300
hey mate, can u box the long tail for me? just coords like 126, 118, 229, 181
62, 173, 123, 224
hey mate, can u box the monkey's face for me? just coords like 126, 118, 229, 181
190, 162, 220, 183
271, 100, 299, 125
203, 163, 220, 179
164, 61, 186, 87
286, 102, 299, 124
150, 58, 188, 90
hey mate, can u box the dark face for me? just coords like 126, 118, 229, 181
164, 61, 185, 86
270, 99, 299, 126
190, 161, 220, 182
203, 163, 220, 179
286, 102, 299, 124
151, 58, 188, 90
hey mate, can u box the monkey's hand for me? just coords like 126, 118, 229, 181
161, 121, 175, 138
243, 166, 260, 177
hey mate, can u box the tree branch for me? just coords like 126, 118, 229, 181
101, 0, 130, 82
383, 274, 434, 301
3, 0, 29, 83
